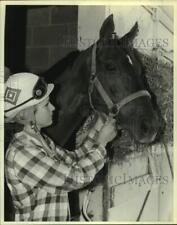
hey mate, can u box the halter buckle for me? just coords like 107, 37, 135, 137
111, 105, 119, 116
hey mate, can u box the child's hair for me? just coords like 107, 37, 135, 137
4, 105, 37, 150
5, 105, 37, 125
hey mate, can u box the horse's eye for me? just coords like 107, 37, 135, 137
105, 62, 116, 71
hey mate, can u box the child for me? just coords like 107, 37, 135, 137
4, 72, 116, 221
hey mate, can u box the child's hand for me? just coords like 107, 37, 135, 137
93, 112, 108, 131
97, 117, 117, 147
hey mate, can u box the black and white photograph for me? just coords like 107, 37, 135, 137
1, 2, 174, 223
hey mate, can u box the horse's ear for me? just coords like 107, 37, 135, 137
120, 22, 139, 47
99, 14, 115, 39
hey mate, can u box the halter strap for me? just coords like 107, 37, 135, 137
94, 77, 151, 114
115, 90, 151, 113
91, 42, 97, 76
94, 77, 114, 110
88, 42, 151, 116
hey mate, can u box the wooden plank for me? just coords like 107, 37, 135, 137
147, 144, 173, 221
158, 7, 173, 34
79, 185, 104, 221
108, 175, 152, 221
110, 175, 151, 208
156, 145, 173, 221
159, 6, 173, 20
139, 185, 159, 221
108, 152, 149, 187
108, 144, 173, 221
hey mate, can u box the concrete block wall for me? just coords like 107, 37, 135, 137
78, 6, 106, 50
25, 6, 78, 73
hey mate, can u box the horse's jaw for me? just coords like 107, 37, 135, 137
124, 127, 158, 145
137, 133, 157, 144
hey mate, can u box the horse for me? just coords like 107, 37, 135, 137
42, 14, 164, 148
42, 14, 165, 220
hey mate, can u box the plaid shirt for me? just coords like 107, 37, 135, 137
5, 117, 107, 221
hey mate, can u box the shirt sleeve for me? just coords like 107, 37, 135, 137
14, 142, 106, 193
55, 126, 101, 161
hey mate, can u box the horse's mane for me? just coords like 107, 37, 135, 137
41, 50, 80, 83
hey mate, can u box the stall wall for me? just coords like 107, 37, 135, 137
25, 5, 78, 73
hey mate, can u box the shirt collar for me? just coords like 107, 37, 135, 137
14, 129, 45, 148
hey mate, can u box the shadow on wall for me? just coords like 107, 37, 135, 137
5, 6, 27, 73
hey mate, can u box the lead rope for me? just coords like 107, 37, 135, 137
83, 43, 108, 221
84, 42, 118, 221
84, 41, 152, 221
82, 188, 94, 221
81, 113, 108, 221
88, 42, 98, 113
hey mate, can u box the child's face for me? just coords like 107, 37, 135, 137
35, 97, 55, 128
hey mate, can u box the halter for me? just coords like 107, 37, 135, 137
88, 42, 151, 117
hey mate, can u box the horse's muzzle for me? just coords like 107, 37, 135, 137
135, 115, 159, 144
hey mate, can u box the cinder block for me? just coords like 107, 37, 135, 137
26, 27, 33, 47
33, 25, 68, 46
27, 7, 50, 26
25, 47, 49, 68
27, 66, 49, 74
51, 6, 78, 24
49, 46, 77, 66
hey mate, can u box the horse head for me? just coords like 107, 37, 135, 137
44, 14, 164, 146
85, 14, 163, 144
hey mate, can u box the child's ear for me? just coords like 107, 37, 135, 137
17, 107, 36, 125
24, 108, 36, 123
16, 111, 25, 122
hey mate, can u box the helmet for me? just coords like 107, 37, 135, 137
4, 72, 54, 119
